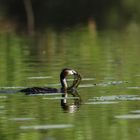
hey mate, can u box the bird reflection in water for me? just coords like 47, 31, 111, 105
61, 90, 82, 113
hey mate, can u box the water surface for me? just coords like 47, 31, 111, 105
0, 27, 140, 140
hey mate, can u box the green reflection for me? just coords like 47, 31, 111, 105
0, 26, 140, 140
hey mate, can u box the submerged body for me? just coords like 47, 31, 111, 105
20, 68, 81, 94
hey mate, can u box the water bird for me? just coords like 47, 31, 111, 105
20, 68, 81, 94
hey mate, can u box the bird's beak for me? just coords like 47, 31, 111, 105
68, 72, 82, 90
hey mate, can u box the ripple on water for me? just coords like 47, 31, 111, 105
85, 101, 119, 105
82, 78, 95, 81
79, 81, 128, 88
28, 93, 62, 96
9, 118, 35, 121
0, 86, 26, 89
0, 106, 5, 114
115, 114, 140, 119
20, 124, 74, 130
126, 86, 140, 89
89, 95, 140, 101
0, 96, 7, 99
27, 76, 53, 79
79, 84, 95, 88
0, 106, 5, 109
130, 110, 140, 114
43, 96, 80, 100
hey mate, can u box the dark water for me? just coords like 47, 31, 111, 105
0, 26, 140, 140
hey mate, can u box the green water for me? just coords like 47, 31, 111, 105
0, 27, 140, 140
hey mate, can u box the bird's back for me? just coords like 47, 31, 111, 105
20, 87, 59, 94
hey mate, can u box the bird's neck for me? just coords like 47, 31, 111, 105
61, 78, 68, 89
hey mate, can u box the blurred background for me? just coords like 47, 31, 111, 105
0, 0, 140, 34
